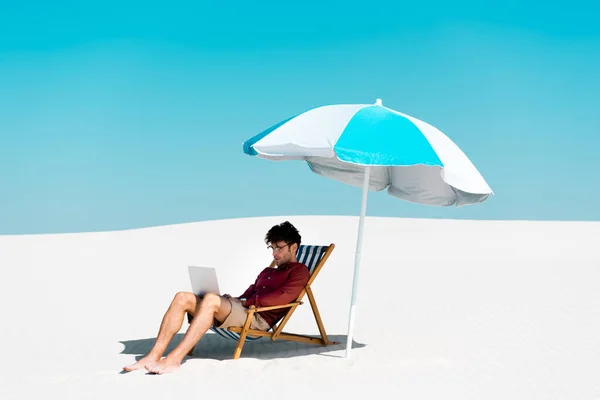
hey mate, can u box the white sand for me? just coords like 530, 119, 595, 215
1, 215, 599, 399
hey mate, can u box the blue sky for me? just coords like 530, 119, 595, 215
1, 1, 599, 234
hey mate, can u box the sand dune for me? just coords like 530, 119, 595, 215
1, 215, 599, 400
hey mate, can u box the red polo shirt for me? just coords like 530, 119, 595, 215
237, 261, 310, 327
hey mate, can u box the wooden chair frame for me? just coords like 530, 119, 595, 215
187, 243, 339, 359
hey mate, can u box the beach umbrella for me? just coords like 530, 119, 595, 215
242, 99, 493, 358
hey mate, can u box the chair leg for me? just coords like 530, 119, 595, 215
271, 304, 301, 340
232, 308, 256, 359
306, 286, 330, 345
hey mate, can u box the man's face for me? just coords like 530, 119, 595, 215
268, 240, 296, 266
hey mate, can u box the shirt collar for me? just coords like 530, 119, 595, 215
277, 261, 297, 271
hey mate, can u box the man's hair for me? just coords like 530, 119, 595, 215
265, 221, 301, 248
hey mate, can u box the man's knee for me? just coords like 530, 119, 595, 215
200, 292, 221, 311
173, 291, 195, 308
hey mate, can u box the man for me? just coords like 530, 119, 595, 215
123, 221, 310, 374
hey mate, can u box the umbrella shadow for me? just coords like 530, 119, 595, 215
119, 332, 366, 362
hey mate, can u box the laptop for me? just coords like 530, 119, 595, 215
188, 266, 221, 296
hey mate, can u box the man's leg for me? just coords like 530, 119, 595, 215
145, 292, 232, 374
122, 291, 207, 372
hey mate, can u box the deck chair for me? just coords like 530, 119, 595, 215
186, 243, 339, 359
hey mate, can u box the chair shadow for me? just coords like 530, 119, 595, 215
119, 332, 366, 362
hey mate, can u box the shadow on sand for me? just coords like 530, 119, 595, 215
120, 332, 366, 362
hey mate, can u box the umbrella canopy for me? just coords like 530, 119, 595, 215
242, 99, 493, 358
244, 99, 493, 207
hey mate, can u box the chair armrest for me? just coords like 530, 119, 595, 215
246, 302, 303, 313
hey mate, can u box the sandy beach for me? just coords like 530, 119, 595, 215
1, 215, 598, 400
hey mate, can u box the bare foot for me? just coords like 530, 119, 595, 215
123, 355, 159, 372
145, 356, 182, 374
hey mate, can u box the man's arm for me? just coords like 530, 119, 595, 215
237, 284, 255, 300
245, 266, 309, 308
236, 268, 268, 299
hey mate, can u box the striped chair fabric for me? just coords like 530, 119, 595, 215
209, 244, 328, 341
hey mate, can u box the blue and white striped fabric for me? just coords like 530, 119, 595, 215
296, 244, 327, 274
243, 99, 493, 207
209, 244, 328, 342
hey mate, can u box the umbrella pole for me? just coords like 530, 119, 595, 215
345, 165, 370, 359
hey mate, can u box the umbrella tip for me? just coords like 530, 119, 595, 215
375, 98, 382, 106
